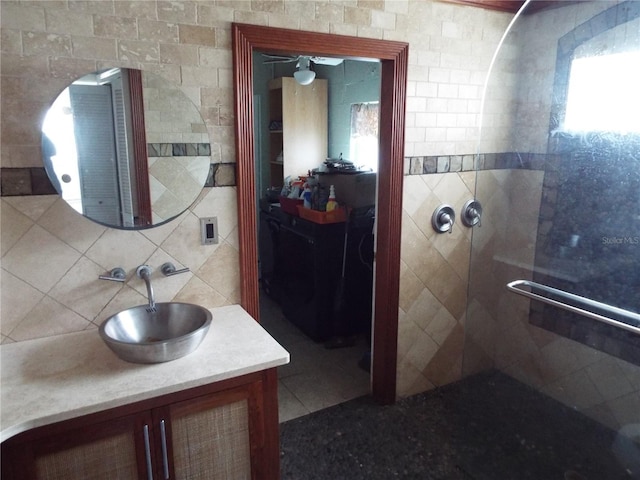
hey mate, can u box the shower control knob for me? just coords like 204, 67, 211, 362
461, 200, 483, 228
432, 204, 455, 234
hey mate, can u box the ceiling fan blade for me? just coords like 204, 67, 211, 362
262, 53, 299, 64
310, 56, 344, 66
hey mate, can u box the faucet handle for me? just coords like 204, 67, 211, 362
136, 265, 153, 278
431, 204, 455, 234
461, 200, 483, 228
99, 267, 126, 282
161, 262, 190, 276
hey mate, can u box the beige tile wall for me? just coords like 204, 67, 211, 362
397, 169, 476, 395
464, 169, 640, 433
0, 1, 512, 398
148, 155, 211, 223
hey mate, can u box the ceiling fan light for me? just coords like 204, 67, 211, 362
294, 69, 316, 85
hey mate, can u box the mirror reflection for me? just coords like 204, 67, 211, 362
42, 68, 211, 229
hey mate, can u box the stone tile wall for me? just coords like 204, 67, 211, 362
3, 1, 635, 436
0, 1, 513, 401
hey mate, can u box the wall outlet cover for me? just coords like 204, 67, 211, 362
200, 217, 218, 245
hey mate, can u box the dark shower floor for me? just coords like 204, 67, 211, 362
279, 371, 636, 479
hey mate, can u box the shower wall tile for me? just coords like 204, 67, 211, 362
423, 324, 465, 386
465, 169, 544, 370
608, 391, 640, 428
397, 170, 476, 396
466, 167, 640, 433
543, 369, 605, 411
586, 358, 636, 402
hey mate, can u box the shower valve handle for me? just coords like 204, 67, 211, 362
461, 200, 483, 228
432, 205, 456, 234
440, 212, 453, 233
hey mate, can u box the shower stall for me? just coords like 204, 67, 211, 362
463, 0, 640, 477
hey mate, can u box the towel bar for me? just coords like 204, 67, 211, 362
506, 279, 640, 335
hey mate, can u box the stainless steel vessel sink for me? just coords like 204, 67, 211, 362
99, 302, 212, 363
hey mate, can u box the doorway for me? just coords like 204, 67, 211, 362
254, 53, 380, 419
232, 23, 408, 404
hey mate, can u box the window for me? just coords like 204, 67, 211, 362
564, 51, 640, 133
350, 102, 379, 172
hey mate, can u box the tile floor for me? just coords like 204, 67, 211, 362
259, 293, 371, 423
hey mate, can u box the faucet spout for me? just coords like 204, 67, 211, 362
136, 265, 155, 310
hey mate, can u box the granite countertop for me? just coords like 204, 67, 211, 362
0, 304, 290, 443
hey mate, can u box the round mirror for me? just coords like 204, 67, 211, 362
42, 68, 211, 229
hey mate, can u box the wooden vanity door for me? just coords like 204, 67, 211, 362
2, 411, 153, 480
156, 383, 262, 480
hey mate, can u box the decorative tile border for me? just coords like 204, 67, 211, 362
1, 163, 236, 196
0, 168, 58, 196
147, 143, 211, 157
2, 150, 551, 195
405, 152, 549, 175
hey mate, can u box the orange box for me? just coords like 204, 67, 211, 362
296, 205, 347, 224
279, 196, 303, 216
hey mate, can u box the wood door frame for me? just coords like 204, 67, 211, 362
232, 23, 408, 404
127, 69, 152, 227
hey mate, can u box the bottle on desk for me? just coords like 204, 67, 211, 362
326, 185, 338, 212
303, 185, 312, 209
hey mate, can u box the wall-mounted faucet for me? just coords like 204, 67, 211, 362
136, 265, 156, 311
104, 263, 190, 311
98, 267, 126, 282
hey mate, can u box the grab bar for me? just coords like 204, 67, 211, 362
506, 280, 640, 336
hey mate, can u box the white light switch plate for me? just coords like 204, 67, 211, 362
200, 217, 218, 245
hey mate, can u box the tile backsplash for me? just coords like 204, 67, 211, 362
1, 190, 239, 344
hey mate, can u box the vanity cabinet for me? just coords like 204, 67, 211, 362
1, 370, 279, 480
268, 77, 327, 187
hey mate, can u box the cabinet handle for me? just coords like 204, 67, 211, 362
143, 424, 154, 480
160, 419, 170, 480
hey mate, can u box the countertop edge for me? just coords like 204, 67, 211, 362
1, 305, 290, 443
0, 357, 289, 443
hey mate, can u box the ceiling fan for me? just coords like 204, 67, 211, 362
262, 54, 344, 85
